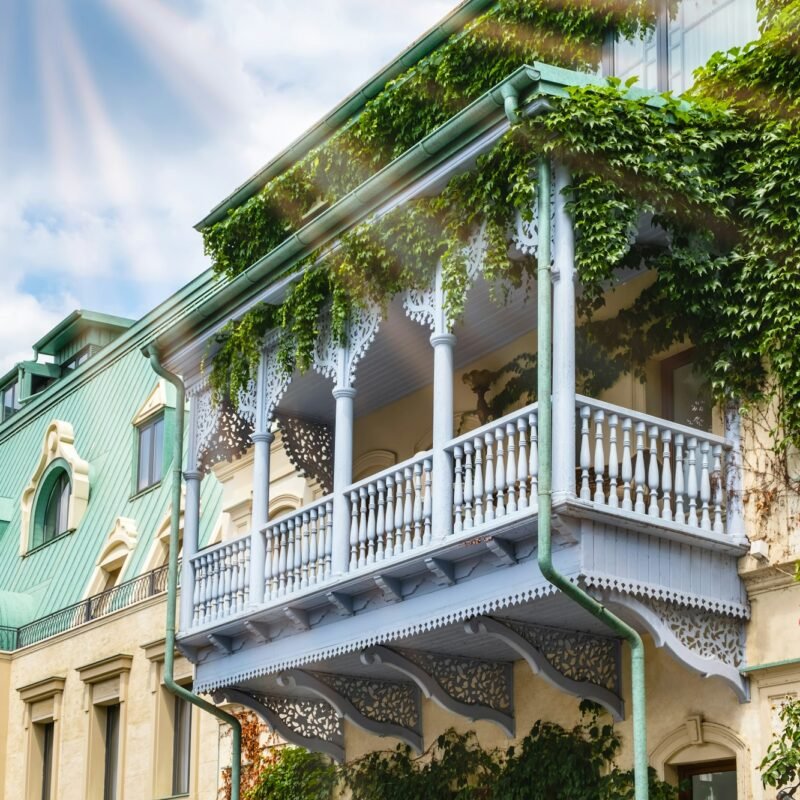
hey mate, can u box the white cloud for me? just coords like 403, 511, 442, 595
0, 0, 458, 374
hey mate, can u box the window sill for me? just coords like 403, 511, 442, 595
24, 529, 74, 556
129, 481, 162, 502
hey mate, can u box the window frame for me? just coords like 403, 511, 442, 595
171, 691, 193, 796
29, 462, 73, 552
135, 413, 165, 494
2, 380, 19, 422
677, 758, 737, 799
102, 703, 121, 800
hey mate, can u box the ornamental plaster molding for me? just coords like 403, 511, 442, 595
20, 420, 90, 554
85, 517, 139, 596
131, 381, 170, 426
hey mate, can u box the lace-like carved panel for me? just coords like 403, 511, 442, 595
498, 618, 619, 692
309, 671, 420, 730
275, 413, 334, 494
197, 397, 254, 474
257, 693, 343, 743
313, 303, 381, 388
237, 380, 257, 427
395, 648, 512, 715
647, 599, 744, 668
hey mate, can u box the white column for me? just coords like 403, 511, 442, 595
724, 401, 746, 543
331, 386, 356, 574
551, 162, 577, 501
249, 430, 273, 605
431, 332, 456, 539
181, 468, 202, 632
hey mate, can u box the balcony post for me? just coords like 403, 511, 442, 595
431, 332, 456, 539
179, 388, 203, 631
332, 386, 357, 573
724, 401, 746, 543
250, 350, 273, 606
551, 162, 577, 501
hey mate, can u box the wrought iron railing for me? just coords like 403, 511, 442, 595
1, 562, 175, 651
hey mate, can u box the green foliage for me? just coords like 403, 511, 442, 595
341, 705, 676, 800
245, 747, 337, 800
205, 0, 800, 456
760, 699, 800, 792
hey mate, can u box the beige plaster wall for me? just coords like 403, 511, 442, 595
1, 595, 224, 800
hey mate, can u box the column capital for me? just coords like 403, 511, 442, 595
183, 470, 203, 482
251, 431, 275, 445
332, 386, 357, 400
430, 333, 457, 348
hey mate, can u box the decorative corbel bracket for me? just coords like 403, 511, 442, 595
465, 615, 624, 720
278, 669, 422, 752
361, 645, 514, 736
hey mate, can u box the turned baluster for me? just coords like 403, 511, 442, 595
285, 519, 296, 595
621, 418, 633, 512
300, 512, 310, 589
594, 409, 606, 505
484, 432, 496, 522
394, 471, 405, 553
453, 446, 464, 533
494, 427, 506, 518
712, 444, 724, 534
264, 528, 274, 601
207, 553, 219, 620
358, 487, 368, 567
634, 422, 647, 515
423, 458, 433, 544
607, 414, 619, 509
463, 443, 475, 528
403, 467, 413, 552
579, 406, 592, 501
687, 437, 699, 528
517, 417, 529, 510
473, 439, 485, 526
674, 434, 686, 524
225, 545, 236, 614
292, 517, 302, 592
385, 475, 396, 558
366, 484, 377, 564
308, 509, 319, 586
700, 441, 712, 531
375, 480, 386, 562
647, 426, 661, 517
193, 557, 204, 625
661, 430, 673, 521
271, 524, 282, 597
242, 540, 250, 607
506, 422, 518, 513
412, 462, 423, 548
324, 500, 333, 577
529, 413, 539, 510
349, 491, 360, 570
277, 521, 288, 596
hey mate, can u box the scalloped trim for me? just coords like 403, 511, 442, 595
194, 582, 560, 693
581, 572, 750, 620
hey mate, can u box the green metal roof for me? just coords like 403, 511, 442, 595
33, 309, 135, 357
0, 297, 223, 625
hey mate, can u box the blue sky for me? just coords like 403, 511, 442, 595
0, 0, 455, 372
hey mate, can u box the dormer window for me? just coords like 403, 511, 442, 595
61, 346, 92, 374
37, 469, 71, 546
2, 381, 19, 421
137, 414, 165, 493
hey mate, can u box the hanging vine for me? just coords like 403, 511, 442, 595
203, 0, 800, 454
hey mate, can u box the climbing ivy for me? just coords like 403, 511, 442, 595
204, 0, 800, 453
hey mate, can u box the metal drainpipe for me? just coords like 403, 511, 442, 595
144, 344, 242, 800
533, 156, 649, 800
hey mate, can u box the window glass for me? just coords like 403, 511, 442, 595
2, 382, 19, 421
613, 0, 758, 92
137, 415, 164, 492
172, 693, 192, 794
41, 721, 54, 800
678, 759, 737, 799
103, 704, 120, 800
671, 360, 712, 431
41, 471, 71, 545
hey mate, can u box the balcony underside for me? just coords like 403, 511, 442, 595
184, 501, 748, 760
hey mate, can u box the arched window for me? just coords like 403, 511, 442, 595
30, 466, 73, 549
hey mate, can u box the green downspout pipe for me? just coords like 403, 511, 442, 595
144, 344, 242, 800
534, 157, 649, 800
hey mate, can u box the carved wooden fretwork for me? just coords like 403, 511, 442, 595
262, 351, 292, 426
236, 379, 258, 428
600, 592, 748, 702
403, 223, 488, 333
275, 413, 334, 494
214, 687, 345, 762
646, 598, 744, 668
278, 669, 422, 750
466, 615, 624, 720
312, 303, 381, 388
191, 381, 254, 474
361, 645, 514, 735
